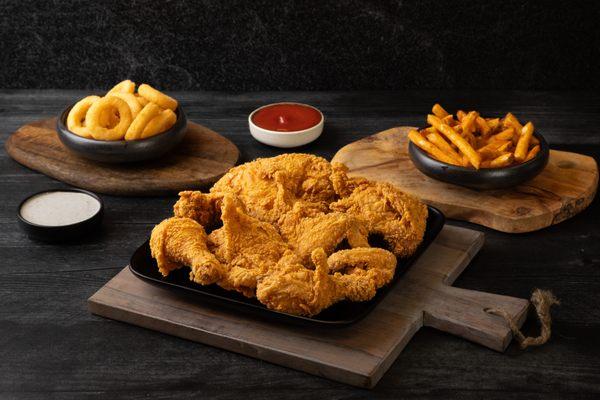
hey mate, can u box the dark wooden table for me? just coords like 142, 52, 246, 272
1, 90, 599, 399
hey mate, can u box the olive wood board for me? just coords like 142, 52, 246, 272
332, 126, 598, 233
88, 225, 529, 388
4, 118, 240, 196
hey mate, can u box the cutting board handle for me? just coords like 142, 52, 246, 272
422, 286, 530, 352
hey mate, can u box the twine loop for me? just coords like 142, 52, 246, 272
486, 289, 559, 349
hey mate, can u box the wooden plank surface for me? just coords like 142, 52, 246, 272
332, 127, 598, 233
4, 118, 240, 196
2, 90, 600, 399
88, 225, 529, 388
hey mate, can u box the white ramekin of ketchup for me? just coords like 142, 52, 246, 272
248, 102, 324, 148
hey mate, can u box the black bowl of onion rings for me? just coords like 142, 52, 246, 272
57, 103, 187, 163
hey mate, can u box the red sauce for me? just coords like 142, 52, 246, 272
252, 103, 322, 132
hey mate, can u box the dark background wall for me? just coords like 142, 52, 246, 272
1, 0, 598, 91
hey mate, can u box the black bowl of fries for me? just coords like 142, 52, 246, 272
408, 105, 550, 190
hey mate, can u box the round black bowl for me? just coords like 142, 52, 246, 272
56, 102, 187, 163
408, 131, 550, 190
18, 189, 104, 243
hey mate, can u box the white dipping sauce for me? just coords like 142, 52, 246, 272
20, 191, 101, 226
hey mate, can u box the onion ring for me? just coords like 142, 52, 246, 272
141, 109, 177, 139
86, 96, 132, 141
135, 93, 149, 107
124, 103, 162, 140
66, 95, 100, 138
107, 92, 142, 118
107, 79, 135, 95
99, 108, 119, 128
138, 84, 178, 110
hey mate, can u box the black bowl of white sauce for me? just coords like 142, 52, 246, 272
18, 189, 104, 242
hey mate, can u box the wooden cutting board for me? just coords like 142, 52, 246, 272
4, 118, 240, 196
88, 225, 529, 388
332, 127, 598, 233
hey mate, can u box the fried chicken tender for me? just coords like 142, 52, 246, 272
148, 154, 428, 316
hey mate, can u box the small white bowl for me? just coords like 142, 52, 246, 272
248, 102, 324, 148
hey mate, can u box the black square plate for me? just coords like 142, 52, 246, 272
129, 206, 445, 327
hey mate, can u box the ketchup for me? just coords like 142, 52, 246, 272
252, 103, 322, 132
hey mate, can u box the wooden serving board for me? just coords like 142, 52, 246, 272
88, 225, 529, 388
332, 127, 598, 233
5, 118, 240, 196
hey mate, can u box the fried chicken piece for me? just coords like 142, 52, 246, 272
208, 196, 291, 297
210, 154, 336, 226
330, 181, 428, 258
330, 162, 368, 198
279, 211, 369, 264
150, 217, 225, 285
256, 249, 341, 316
173, 191, 222, 228
329, 248, 397, 301
257, 247, 397, 316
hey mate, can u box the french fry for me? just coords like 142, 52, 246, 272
477, 140, 511, 159
496, 141, 512, 152
429, 115, 481, 169
408, 130, 460, 165
503, 112, 522, 129
457, 110, 466, 121
489, 152, 514, 168
477, 149, 495, 160
432, 104, 449, 118
484, 140, 511, 150
490, 128, 514, 142
514, 122, 535, 162
427, 114, 443, 130
525, 144, 541, 161
463, 131, 477, 147
475, 135, 487, 149
503, 112, 523, 145
476, 116, 491, 136
462, 111, 478, 136
442, 114, 456, 126
426, 132, 463, 163
486, 118, 500, 130
461, 154, 470, 167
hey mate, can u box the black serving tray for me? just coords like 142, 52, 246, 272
129, 206, 445, 327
